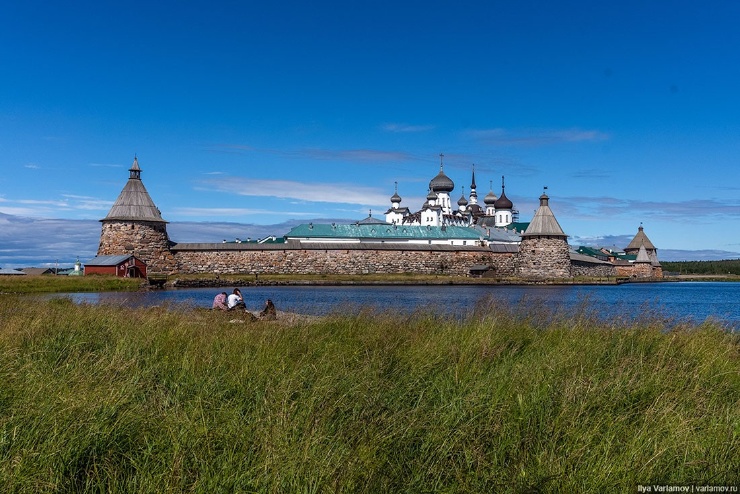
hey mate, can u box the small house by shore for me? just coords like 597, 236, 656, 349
85, 255, 147, 278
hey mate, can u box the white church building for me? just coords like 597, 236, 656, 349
385, 154, 519, 229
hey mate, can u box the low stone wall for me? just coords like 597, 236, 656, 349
172, 245, 516, 276
571, 261, 617, 278
615, 263, 662, 279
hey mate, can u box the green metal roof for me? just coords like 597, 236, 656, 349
286, 223, 483, 240
506, 222, 530, 233
576, 246, 607, 257
576, 246, 636, 262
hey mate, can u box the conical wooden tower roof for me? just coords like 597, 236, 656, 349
635, 244, 651, 263
626, 225, 656, 251
101, 157, 166, 222
522, 192, 567, 238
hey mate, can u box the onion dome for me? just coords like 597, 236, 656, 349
390, 181, 401, 204
429, 154, 454, 192
484, 186, 497, 205
426, 188, 438, 201
430, 169, 454, 192
457, 186, 468, 206
493, 176, 513, 209
493, 191, 512, 209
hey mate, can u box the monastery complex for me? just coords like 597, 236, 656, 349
93, 157, 662, 280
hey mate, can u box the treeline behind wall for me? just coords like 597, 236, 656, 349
661, 259, 740, 275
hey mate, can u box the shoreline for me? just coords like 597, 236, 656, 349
167, 277, 628, 289
162, 276, 720, 290
151, 274, 740, 290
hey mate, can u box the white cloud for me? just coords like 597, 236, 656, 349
557, 196, 740, 221
0, 195, 112, 217
61, 195, 113, 210
88, 163, 124, 168
295, 148, 413, 162
381, 123, 436, 133
207, 144, 256, 154
467, 128, 610, 146
199, 178, 391, 206
171, 207, 319, 218
206, 142, 417, 163
0, 214, 100, 268
0, 206, 59, 216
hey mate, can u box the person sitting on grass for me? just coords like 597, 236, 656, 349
212, 292, 228, 310
227, 288, 246, 310
259, 299, 277, 320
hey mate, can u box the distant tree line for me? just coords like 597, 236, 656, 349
661, 259, 740, 275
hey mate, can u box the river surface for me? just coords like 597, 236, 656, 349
49, 282, 740, 329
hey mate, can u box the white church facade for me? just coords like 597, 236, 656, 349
384, 154, 519, 230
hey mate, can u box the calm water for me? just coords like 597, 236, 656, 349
50, 282, 740, 329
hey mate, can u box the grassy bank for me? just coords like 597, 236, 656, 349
0, 297, 737, 492
0, 275, 142, 294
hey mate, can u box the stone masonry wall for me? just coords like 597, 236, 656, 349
571, 262, 617, 278
515, 236, 572, 278
98, 221, 177, 273
173, 248, 516, 276
615, 263, 663, 279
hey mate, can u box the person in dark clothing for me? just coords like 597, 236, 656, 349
259, 299, 277, 320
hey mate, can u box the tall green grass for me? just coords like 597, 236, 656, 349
0, 296, 737, 492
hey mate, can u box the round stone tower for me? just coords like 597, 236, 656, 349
515, 191, 572, 279
97, 157, 176, 273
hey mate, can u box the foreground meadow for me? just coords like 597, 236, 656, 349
0, 296, 737, 492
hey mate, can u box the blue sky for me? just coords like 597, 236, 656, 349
2, 1, 740, 268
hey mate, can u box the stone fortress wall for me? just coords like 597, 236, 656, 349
96, 201, 618, 280
97, 215, 637, 280
96, 220, 520, 277
97, 159, 660, 280
169, 244, 516, 277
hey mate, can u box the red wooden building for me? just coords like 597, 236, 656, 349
84, 255, 147, 278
